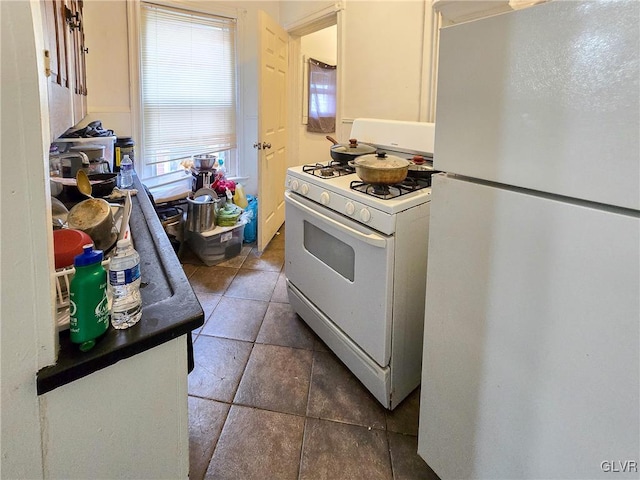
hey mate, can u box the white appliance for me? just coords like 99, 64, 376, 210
285, 118, 435, 409
418, 2, 640, 479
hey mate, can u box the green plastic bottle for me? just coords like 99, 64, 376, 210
69, 244, 110, 351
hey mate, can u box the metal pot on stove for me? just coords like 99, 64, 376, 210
349, 152, 410, 185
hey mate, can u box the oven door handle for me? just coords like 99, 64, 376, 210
285, 191, 387, 248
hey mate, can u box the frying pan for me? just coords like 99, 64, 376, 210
407, 155, 440, 179
327, 136, 376, 164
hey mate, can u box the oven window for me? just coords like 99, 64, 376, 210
303, 221, 355, 281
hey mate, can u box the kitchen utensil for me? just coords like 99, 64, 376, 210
88, 173, 117, 197
60, 151, 90, 178
407, 163, 439, 179
67, 198, 117, 251
157, 205, 184, 252
76, 170, 93, 198
186, 188, 222, 233
193, 154, 217, 170
51, 196, 69, 229
350, 152, 410, 185
118, 191, 132, 241
327, 136, 376, 164
53, 228, 93, 269
63, 172, 117, 200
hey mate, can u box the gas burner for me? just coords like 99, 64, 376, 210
302, 161, 355, 179
350, 176, 432, 199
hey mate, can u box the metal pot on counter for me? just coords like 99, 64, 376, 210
186, 188, 222, 233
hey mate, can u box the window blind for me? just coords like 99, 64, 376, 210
140, 3, 237, 167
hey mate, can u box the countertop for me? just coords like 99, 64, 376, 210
37, 175, 204, 395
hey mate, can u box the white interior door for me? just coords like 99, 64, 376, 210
257, 11, 288, 251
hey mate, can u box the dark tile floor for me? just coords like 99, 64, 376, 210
181, 226, 439, 480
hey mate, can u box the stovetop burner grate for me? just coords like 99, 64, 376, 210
302, 161, 355, 179
350, 176, 432, 199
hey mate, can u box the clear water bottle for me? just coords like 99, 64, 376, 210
120, 154, 134, 188
109, 238, 142, 329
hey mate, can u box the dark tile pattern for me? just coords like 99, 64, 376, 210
388, 432, 440, 480
188, 397, 230, 480
256, 302, 316, 350
200, 296, 267, 342
205, 405, 304, 480
188, 335, 252, 402
224, 268, 280, 301
300, 418, 392, 480
185, 226, 438, 480
307, 350, 387, 430
234, 343, 313, 415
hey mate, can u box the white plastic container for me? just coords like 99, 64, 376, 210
186, 222, 245, 266
53, 136, 116, 172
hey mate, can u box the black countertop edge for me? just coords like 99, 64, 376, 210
37, 176, 204, 395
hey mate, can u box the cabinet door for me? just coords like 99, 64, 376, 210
42, 0, 88, 139
68, 0, 87, 121
43, 0, 73, 139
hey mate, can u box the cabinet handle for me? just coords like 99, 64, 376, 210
65, 7, 81, 30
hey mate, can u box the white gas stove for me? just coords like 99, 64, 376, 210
285, 164, 432, 235
284, 118, 436, 409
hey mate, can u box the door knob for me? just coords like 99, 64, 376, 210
262, 142, 272, 150
253, 142, 262, 150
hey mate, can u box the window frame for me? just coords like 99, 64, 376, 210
127, 0, 245, 192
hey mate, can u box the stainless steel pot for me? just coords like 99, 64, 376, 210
193, 154, 217, 171
350, 152, 410, 185
67, 198, 116, 251
186, 188, 221, 233
158, 206, 185, 244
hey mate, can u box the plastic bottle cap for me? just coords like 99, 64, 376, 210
73, 244, 103, 267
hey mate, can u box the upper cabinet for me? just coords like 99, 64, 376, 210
42, 0, 87, 140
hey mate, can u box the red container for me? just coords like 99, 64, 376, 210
53, 228, 93, 269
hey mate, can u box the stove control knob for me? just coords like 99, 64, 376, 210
320, 191, 330, 205
300, 184, 309, 195
345, 202, 355, 215
290, 179, 299, 192
360, 208, 371, 223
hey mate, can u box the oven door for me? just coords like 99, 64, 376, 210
284, 190, 394, 367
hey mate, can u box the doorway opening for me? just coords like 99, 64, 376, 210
287, 14, 338, 168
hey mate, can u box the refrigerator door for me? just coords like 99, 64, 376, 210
434, 1, 640, 210
418, 174, 640, 479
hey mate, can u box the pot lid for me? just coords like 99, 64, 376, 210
353, 152, 410, 169
330, 138, 376, 154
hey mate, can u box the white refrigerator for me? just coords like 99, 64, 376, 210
418, 2, 639, 479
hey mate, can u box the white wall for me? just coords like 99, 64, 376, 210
279, 0, 337, 30
341, 1, 426, 123
296, 25, 337, 166
1, 1, 57, 477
